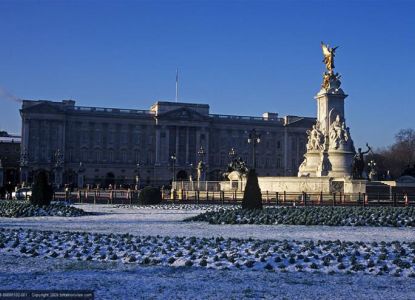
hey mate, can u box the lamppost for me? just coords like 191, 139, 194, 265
20, 148, 29, 185
77, 162, 85, 189
53, 149, 63, 189
170, 153, 177, 184
229, 147, 237, 160
189, 163, 194, 181
135, 162, 140, 190
198, 146, 206, 162
368, 160, 377, 181
247, 129, 261, 169
197, 146, 206, 182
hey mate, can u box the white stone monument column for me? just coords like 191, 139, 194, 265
298, 42, 356, 178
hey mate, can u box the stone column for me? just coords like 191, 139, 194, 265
60, 121, 66, 160
164, 126, 169, 163
195, 128, 201, 164
283, 128, 288, 175
22, 119, 30, 152
155, 126, 161, 165
296, 135, 300, 166
20, 119, 30, 184
185, 127, 189, 164
204, 128, 209, 167
315, 91, 347, 135
45, 121, 51, 164
175, 126, 179, 164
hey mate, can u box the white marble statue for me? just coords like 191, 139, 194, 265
306, 122, 325, 151
329, 115, 346, 149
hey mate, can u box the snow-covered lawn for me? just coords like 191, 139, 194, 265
0, 204, 414, 299
0, 204, 414, 242
0, 227, 414, 276
1, 254, 414, 300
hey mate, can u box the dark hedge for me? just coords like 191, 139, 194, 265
184, 206, 415, 227
241, 169, 262, 210
30, 170, 53, 206
138, 187, 162, 205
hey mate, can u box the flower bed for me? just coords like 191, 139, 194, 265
0, 228, 414, 277
184, 207, 415, 227
0, 201, 90, 218
115, 204, 240, 212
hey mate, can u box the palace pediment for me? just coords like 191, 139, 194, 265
21, 102, 65, 114
157, 107, 208, 121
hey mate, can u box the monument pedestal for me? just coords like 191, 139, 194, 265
298, 151, 321, 177
327, 150, 354, 177
256, 176, 366, 194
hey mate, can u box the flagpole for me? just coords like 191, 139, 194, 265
175, 68, 178, 103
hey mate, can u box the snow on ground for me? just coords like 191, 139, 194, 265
0, 204, 414, 242
0, 204, 414, 299
1, 227, 414, 276
1, 254, 414, 300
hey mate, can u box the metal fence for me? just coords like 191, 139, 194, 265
52, 189, 414, 207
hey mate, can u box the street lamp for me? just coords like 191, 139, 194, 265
247, 129, 261, 169
197, 146, 206, 182
228, 147, 237, 160
135, 163, 140, 190
170, 153, 177, 183
368, 159, 377, 181
189, 163, 194, 181
198, 146, 206, 162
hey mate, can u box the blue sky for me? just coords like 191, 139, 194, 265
0, 0, 414, 149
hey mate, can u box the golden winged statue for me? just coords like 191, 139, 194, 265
321, 42, 338, 72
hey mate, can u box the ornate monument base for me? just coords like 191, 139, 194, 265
298, 150, 321, 177
257, 176, 366, 194
327, 150, 355, 177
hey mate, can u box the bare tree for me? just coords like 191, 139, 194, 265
374, 129, 415, 179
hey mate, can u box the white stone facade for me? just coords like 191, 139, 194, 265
20, 100, 314, 187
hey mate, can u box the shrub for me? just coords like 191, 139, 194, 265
199, 259, 207, 267
138, 187, 162, 205
185, 260, 193, 267
241, 169, 262, 210
30, 170, 53, 206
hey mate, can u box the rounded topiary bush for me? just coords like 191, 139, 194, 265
30, 170, 53, 206
138, 187, 162, 205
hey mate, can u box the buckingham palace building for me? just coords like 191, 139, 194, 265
19, 99, 315, 187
